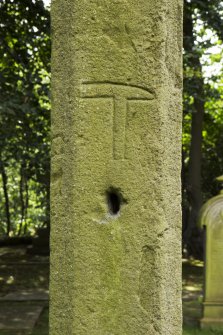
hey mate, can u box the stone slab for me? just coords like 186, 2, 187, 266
0, 304, 43, 330
201, 317, 223, 330
0, 290, 49, 302
199, 193, 223, 328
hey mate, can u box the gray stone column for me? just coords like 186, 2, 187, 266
50, 1, 183, 334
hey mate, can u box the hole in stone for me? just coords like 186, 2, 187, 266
107, 189, 121, 215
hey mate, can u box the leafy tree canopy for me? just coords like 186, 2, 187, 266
0, 0, 50, 235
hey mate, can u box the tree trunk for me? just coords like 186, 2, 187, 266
23, 177, 29, 235
18, 164, 25, 236
183, 1, 205, 258
0, 162, 11, 236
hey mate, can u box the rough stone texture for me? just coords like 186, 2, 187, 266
50, 1, 183, 334
199, 189, 223, 329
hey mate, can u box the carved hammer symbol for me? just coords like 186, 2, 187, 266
81, 82, 154, 160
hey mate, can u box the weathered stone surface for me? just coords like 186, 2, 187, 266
0, 290, 48, 302
199, 185, 223, 329
50, 1, 183, 334
0, 303, 43, 331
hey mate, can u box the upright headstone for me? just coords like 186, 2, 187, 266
199, 176, 223, 330
50, 1, 183, 334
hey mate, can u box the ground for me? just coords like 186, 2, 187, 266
0, 246, 49, 335
0, 245, 221, 334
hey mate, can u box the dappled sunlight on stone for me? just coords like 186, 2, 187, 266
0, 245, 49, 297
183, 260, 203, 328
0, 304, 43, 331
184, 285, 201, 292
6, 275, 14, 285
0, 245, 49, 333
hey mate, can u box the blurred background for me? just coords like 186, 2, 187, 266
0, 0, 223, 334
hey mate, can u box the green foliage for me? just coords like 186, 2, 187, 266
183, 0, 223, 257
183, 1, 223, 186
0, 0, 50, 236
0, 0, 223, 245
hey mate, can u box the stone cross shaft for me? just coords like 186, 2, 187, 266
51, 1, 183, 334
